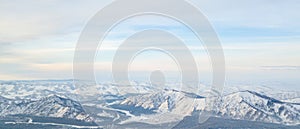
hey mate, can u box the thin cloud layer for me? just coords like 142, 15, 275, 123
261, 66, 300, 70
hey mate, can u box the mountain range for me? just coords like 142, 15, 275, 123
0, 80, 299, 128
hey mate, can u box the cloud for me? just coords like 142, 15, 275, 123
0, 0, 299, 80
192, 0, 300, 28
0, 0, 112, 43
0, 42, 13, 56
261, 66, 300, 70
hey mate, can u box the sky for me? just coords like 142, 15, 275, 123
0, 0, 299, 89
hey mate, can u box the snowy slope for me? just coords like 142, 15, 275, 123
120, 89, 204, 114
0, 95, 92, 122
115, 89, 205, 125
218, 90, 300, 125
116, 89, 300, 125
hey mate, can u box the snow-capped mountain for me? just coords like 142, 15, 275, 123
107, 89, 206, 126
1, 80, 300, 127
115, 89, 300, 125
0, 95, 92, 122
218, 90, 300, 125
120, 89, 204, 114
0, 80, 77, 100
